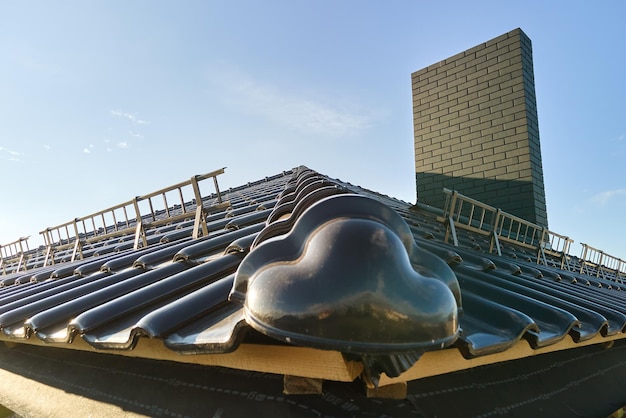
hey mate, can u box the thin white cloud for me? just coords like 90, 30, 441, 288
129, 131, 144, 139
0, 146, 24, 162
590, 189, 626, 206
111, 110, 151, 125
238, 82, 372, 136
101, 138, 130, 152
83, 148, 91, 154
210, 65, 379, 137
43, 144, 51, 150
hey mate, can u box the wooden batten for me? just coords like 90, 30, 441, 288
2, 331, 626, 387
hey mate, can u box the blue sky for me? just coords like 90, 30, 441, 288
1, 1, 625, 261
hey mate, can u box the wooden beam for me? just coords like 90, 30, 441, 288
283, 375, 323, 395
378, 332, 626, 386
0, 336, 363, 383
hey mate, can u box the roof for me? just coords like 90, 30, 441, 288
1, 166, 626, 416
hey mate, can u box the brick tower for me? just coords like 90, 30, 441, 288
412, 28, 548, 226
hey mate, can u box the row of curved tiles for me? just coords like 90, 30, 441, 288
0, 166, 625, 383
0, 172, 292, 353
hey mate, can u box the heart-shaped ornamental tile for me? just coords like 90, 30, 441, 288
230, 194, 461, 354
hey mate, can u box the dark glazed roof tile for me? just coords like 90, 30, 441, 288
0, 271, 110, 320
231, 193, 461, 359
30, 262, 192, 343
80, 248, 145, 275
253, 184, 349, 246
224, 208, 274, 230
1, 269, 143, 339
132, 238, 198, 269
135, 274, 236, 339
172, 224, 264, 263
459, 264, 608, 342
71, 254, 243, 350
225, 203, 274, 219
456, 273, 580, 348
458, 290, 538, 358
163, 303, 246, 354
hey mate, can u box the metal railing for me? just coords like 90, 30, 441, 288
493, 211, 543, 249
539, 230, 574, 270
579, 243, 625, 282
440, 189, 499, 247
39, 168, 228, 266
0, 236, 30, 274
439, 189, 573, 269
